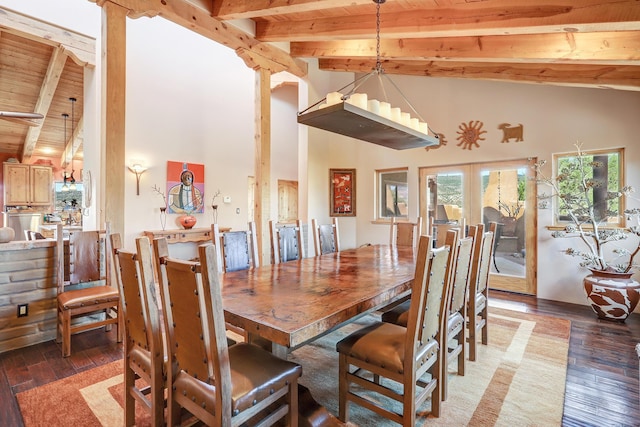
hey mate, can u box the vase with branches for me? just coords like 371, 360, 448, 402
535, 143, 640, 320
210, 189, 221, 224
152, 184, 168, 230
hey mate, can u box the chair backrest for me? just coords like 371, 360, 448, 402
448, 228, 476, 316
468, 222, 496, 297
311, 217, 340, 256
111, 234, 163, 363
389, 217, 422, 248
404, 231, 455, 368
212, 222, 259, 272
56, 223, 108, 291
269, 220, 304, 264
430, 217, 466, 248
158, 243, 233, 425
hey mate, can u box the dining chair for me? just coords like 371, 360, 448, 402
111, 234, 165, 426
467, 222, 497, 361
441, 227, 476, 400
389, 216, 422, 248
430, 216, 466, 248
311, 217, 340, 256
269, 219, 304, 264
380, 227, 462, 326
212, 222, 259, 272
336, 232, 455, 424
156, 241, 302, 426
55, 223, 122, 357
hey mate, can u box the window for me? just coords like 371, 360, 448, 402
377, 168, 408, 219
553, 148, 624, 225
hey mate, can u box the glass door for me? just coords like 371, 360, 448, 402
419, 159, 537, 295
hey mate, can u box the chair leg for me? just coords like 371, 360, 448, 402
458, 327, 467, 375
468, 314, 477, 362
288, 379, 298, 427
124, 361, 136, 426
62, 310, 71, 357
338, 354, 349, 422
432, 357, 441, 418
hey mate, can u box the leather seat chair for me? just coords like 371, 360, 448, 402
336, 232, 456, 425
111, 234, 165, 426
468, 222, 497, 361
389, 216, 422, 248
270, 219, 304, 263
154, 241, 302, 426
56, 223, 122, 357
311, 218, 340, 255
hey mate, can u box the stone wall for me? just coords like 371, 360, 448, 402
0, 240, 57, 354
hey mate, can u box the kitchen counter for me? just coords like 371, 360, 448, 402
39, 224, 82, 239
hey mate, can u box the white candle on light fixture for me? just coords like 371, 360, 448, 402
401, 112, 411, 127
367, 99, 380, 114
410, 118, 420, 130
390, 107, 401, 123
419, 122, 429, 135
379, 102, 391, 119
326, 92, 343, 106
347, 93, 368, 109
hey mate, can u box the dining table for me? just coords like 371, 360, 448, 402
220, 244, 417, 358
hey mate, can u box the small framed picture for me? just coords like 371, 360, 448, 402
329, 168, 356, 217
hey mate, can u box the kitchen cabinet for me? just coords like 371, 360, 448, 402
3, 163, 53, 206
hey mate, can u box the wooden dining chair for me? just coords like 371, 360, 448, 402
441, 227, 476, 400
389, 216, 422, 248
111, 234, 165, 426
311, 217, 340, 256
56, 223, 122, 357
336, 233, 456, 424
430, 216, 466, 248
156, 242, 302, 426
212, 222, 259, 272
467, 222, 497, 361
269, 219, 304, 264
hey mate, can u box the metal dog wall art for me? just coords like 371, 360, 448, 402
498, 123, 524, 143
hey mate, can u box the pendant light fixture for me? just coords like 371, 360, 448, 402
61, 112, 70, 192
297, 0, 440, 150
68, 97, 77, 191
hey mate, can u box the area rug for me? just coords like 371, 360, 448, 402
16, 307, 570, 426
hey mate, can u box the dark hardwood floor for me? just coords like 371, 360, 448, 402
0, 290, 638, 426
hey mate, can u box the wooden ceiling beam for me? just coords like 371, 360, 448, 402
0, 6, 96, 67
291, 31, 640, 66
212, 0, 372, 20
97, 0, 308, 77
256, 0, 640, 41
21, 47, 67, 163
319, 58, 640, 91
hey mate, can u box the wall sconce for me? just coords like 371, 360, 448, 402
128, 163, 147, 195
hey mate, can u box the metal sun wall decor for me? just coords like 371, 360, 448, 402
498, 123, 524, 143
456, 120, 486, 150
167, 161, 205, 214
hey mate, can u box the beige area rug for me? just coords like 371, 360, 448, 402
17, 307, 570, 427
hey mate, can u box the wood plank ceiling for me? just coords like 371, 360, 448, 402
1, 0, 639, 163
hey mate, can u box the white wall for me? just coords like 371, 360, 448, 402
305, 72, 640, 308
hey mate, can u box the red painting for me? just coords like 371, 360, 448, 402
330, 169, 356, 217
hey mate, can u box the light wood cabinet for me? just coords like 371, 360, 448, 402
3, 163, 53, 206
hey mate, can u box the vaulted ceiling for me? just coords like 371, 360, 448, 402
1, 0, 638, 163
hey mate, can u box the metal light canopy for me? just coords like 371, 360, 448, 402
297, 0, 440, 150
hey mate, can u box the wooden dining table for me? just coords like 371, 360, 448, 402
220, 244, 417, 357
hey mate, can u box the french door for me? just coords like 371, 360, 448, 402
419, 159, 537, 295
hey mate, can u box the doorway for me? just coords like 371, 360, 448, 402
419, 158, 537, 295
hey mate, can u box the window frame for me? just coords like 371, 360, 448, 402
376, 167, 409, 220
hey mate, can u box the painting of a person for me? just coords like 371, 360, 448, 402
168, 164, 203, 214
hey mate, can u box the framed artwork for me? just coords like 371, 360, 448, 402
167, 161, 205, 214
330, 168, 356, 217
